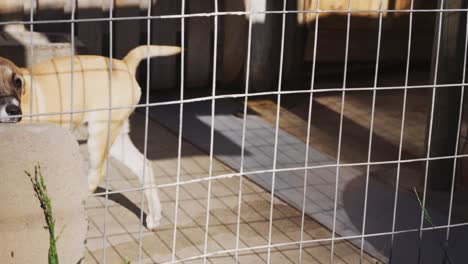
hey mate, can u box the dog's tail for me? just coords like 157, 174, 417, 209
123, 45, 181, 76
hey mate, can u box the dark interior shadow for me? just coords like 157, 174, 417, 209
130, 97, 254, 160
342, 168, 468, 263
0, 10, 27, 66
94, 186, 149, 229
285, 92, 423, 163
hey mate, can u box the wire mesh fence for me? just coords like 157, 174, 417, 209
2, 0, 468, 263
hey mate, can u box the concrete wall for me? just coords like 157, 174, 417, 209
0, 124, 88, 264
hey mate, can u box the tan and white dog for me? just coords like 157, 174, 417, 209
0, 45, 181, 229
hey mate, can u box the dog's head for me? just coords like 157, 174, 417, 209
0, 57, 24, 123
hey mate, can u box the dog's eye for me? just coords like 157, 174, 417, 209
12, 73, 22, 88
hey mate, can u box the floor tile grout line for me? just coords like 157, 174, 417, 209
235, 184, 353, 264
214, 177, 344, 264
105, 203, 155, 262
85, 219, 105, 263
175, 169, 268, 263
162, 175, 261, 262
87, 201, 156, 262
88, 214, 132, 263
182, 158, 277, 262
216, 179, 298, 264
95, 185, 201, 263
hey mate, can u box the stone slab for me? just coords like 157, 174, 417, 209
0, 124, 88, 264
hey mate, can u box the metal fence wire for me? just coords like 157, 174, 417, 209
6, 0, 468, 263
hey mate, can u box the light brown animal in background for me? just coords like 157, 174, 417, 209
0, 45, 181, 229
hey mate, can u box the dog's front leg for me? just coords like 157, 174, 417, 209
87, 120, 124, 193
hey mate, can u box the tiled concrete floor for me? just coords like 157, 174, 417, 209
246, 90, 468, 262
248, 89, 431, 191
82, 112, 378, 264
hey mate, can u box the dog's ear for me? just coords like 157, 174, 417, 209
21, 76, 26, 95
17, 69, 29, 96
14, 73, 26, 95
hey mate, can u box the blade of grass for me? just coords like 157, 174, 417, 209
413, 187, 453, 264
25, 164, 60, 264
413, 187, 434, 227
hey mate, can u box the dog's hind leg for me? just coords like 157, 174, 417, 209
109, 120, 161, 230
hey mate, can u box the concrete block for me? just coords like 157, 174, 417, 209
0, 27, 86, 68
0, 124, 88, 264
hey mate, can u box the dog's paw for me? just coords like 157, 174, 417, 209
146, 216, 161, 230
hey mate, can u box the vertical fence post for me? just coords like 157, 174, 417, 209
150, 0, 180, 91
428, 0, 467, 189
77, 0, 104, 55
220, 0, 247, 85
114, 0, 141, 59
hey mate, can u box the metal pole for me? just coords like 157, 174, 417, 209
428, 0, 466, 190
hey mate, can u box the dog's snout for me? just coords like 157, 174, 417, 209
6, 104, 21, 116
0, 99, 22, 123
